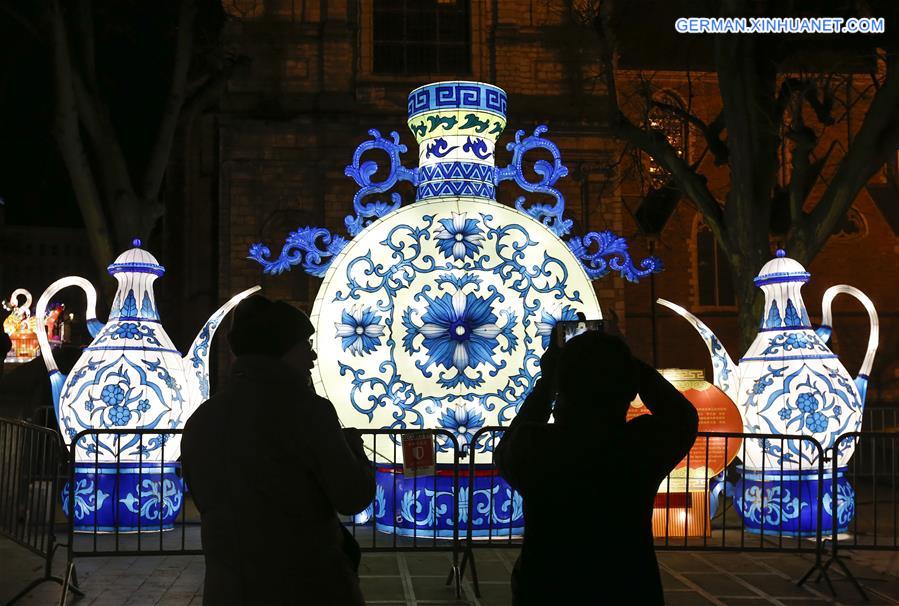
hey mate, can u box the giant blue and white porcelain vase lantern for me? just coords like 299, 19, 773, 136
35, 242, 259, 532
659, 250, 879, 536
250, 81, 661, 536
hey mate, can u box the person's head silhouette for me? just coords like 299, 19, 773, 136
552, 331, 638, 426
228, 295, 317, 376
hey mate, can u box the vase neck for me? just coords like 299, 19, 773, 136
109, 274, 160, 322
759, 283, 811, 330
407, 81, 507, 202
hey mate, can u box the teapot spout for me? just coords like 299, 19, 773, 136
183, 286, 261, 413
656, 298, 739, 404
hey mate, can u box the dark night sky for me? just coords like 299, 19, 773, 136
0, 6, 81, 227
0, 1, 213, 228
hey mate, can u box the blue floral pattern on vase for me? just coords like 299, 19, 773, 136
735, 468, 854, 536
61, 478, 110, 520
59, 355, 182, 460
372, 466, 524, 538
63, 464, 184, 532
737, 484, 806, 528
335, 307, 385, 356
744, 363, 860, 468
317, 204, 600, 453
403, 284, 517, 389
822, 477, 855, 529
760, 332, 829, 356
119, 478, 184, 522
434, 212, 485, 261
437, 405, 485, 456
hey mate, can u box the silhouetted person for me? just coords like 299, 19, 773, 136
182, 296, 375, 605
496, 331, 698, 605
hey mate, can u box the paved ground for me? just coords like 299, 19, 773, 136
2, 535, 897, 605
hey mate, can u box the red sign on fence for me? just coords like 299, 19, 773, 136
401, 432, 436, 478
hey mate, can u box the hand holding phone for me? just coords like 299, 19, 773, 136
554, 319, 605, 347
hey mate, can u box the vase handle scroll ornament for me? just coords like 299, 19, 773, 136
495, 125, 571, 237
35, 277, 105, 414
818, 285, 879, 403
344, 129, 417, 236
248, 227, 348, 277
248, 129, 417, 277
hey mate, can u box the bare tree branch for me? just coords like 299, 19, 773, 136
50, 0, 115, 277
787, 94, 813, 224
141, 0, 197, 202
651, 100, 729, 165
798, 54, 899, 258
182, 55, 250, 123
75, 0, 98, 93
593, 5, 728, 251
71, 71, 136, 205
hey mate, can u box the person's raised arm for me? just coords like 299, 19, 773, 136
632, 358, 698, 467
305, 395, 376, 515
495, 343, 557, 491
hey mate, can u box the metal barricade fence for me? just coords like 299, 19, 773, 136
823, 432, 899, 601
343, 429, 463, 595
457, 427, 830, 598
0, 417, 77, 605
59, 428, 200, 605
23, 425, 893, 603
58, 428, 464, 604
862, 406, 899, 433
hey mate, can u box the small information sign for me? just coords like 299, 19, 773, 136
401, 431, 436, 478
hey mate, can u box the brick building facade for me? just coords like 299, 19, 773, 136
164, 0, 899, 399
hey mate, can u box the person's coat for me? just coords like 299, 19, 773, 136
182, 355, 375, 605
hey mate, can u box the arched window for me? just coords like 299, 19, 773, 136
695, 221, 734, 308
643, 91, 689, 190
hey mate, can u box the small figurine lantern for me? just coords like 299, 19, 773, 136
3, 289, 39, 361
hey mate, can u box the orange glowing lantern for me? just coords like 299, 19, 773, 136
3, 289, 39, 361
627, 368, 743, 537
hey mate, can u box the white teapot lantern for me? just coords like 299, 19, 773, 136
36, 240, 258, 531
659, 249, 878, 535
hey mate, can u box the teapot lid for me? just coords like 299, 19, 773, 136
107, 239, 166, 277
754, 249, 809, 287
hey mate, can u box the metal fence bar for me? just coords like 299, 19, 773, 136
32, 424, 897, 604
0, 417, 78, 605
457, 427, 833, 597
59, 428, 465, 601
862, 406, 899, 433
818, 432, 899, 601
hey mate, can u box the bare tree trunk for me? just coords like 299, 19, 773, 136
50, 0, 115, 286
731, 256, 766, 351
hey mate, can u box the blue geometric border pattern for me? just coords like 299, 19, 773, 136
408, 82, 507, 119
417, 181, 496, 201
418, 162, 495, 185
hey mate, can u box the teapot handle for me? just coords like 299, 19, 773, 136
35, 277, 103, 410
820, 285, 879, 380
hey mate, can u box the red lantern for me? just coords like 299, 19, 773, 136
627, 369, 743, 537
